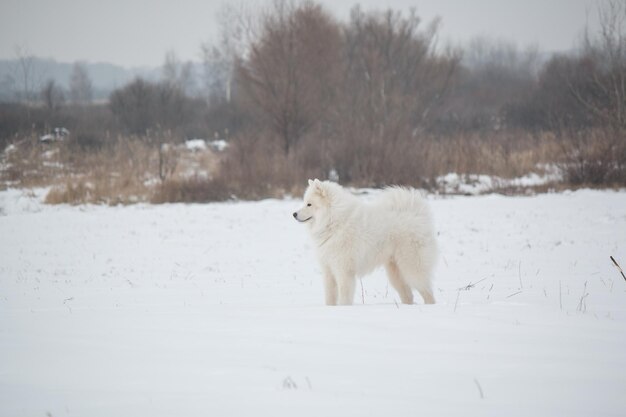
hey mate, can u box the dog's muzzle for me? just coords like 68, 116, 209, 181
293, 212, 312, 222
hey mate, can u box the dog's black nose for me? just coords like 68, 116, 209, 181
292, 212, 297, 218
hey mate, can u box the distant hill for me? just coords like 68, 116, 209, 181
0, 57, 203, 102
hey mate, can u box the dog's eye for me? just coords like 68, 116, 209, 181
307, 203, 312, 207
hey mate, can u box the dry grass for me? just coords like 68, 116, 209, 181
422, 131, 562, 178
151, 176, 231, 203
558, 129, 626, 186
216, 134, 318, 199
0, 135, 68, 188
43, 138, 157, 205
1, 128, 622, 204
1, 135, 221, 205
218, 130, 565, 193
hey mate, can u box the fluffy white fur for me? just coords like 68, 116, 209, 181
293, 179, 438, 306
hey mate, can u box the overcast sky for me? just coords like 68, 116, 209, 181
0, 0, 600, 68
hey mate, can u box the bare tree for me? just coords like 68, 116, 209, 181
572, 0, 626, 128
109, 78, 156, 134
201, 2, 259, 104
311, 7, 461, 183
236, 0, 343, 154
162, 50, 195, 96
464, 36, 540, 76
69, 62, 93, 105
40, 79, 65, 111
339, 7, 460, 137
11, 45, 45, 104
109, 78, 192, 135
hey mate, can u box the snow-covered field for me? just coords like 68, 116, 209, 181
1, 188, 625, 417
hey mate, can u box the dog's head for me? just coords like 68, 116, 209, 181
292, 179, 332, 225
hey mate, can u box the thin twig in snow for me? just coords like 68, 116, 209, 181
506, 290, 522, 298
458, 277, 487, 291
577, 281, 589, 313
610, 256, 626, 281
454, 290, 460, 312
474, 378, 484, 399
282, 376, 297, 390
63, 296, 74, 314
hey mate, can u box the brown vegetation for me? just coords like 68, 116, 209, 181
1, 0, 625, 204
1, 134, 220, 204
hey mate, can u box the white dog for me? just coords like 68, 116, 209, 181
293, 179, 438, 306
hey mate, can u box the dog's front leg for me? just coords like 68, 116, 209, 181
336, 274, 356, 305
323, 268, 338, 306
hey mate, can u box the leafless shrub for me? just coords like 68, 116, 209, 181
40, 79, 65, 111
69, 62, 93, 106
109, 78, 194, 135
45, 180, 94, 205
218, 133, 298, 198
194, 127, 565, 198
559, 128, 626, 185
151, 176, 231, 203
66, 128, 108, 152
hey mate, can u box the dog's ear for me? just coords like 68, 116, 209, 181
308, 179, 313, 186
312, 179, 327, 198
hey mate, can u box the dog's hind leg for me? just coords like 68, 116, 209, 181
415, 283, 435, 305
396, 254, 436, 305
385, 260, 414, 304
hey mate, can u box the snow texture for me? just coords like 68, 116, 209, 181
1, 188, 625, 417
209, 139, 228, 152
184, 139, 208, 152
183, 139, 229, 153
436, 170, 562, 194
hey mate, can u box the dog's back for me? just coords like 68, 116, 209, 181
374, 187, 430, 214
369, 187, 435, 240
